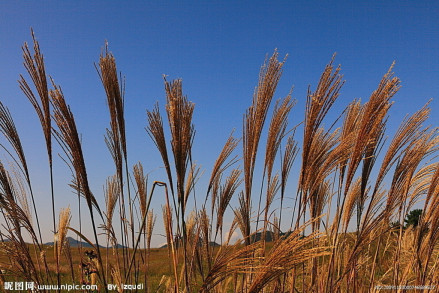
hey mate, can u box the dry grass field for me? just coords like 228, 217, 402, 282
0, 245, 174, 290
0, 31, 438, 292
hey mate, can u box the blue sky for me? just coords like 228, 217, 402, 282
0, 1, 438, 247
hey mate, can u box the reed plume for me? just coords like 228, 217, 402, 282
344, 64, 399, 227
257, 95, 294, 232
163, 77, 195, 289
299, 56, 343, 228
9, 161, 32, 226
264, 95, 295, 185
184, 163, 202, 211
278, 134, 298, 226
104, 175, 120, 230
370, 101, 431, 206
248, 229, 330, 293
234, 192, 252, 245
146, 103, 176, 207
264, 173, 280, 225
98, 45, 133, 271
19, 30, 51, 160
215, 168, 242, 241
133, 162, 148, 218
19, 30, 53, 248
164, 78, 195, 208
417, 163, 439, 284
54, 207, 71, 268
0, 162, 40, 283
207, 132, 239, 197
146, 210, 156, 251
207, 132, 239, 216
50, 82, 107, 289
0, 102, 44, 247
97, 43, 127, 159
243, 50, 286, 243
199, 241, 262, 292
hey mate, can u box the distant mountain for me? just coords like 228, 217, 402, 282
1, 237, 127, 248
158, 232, 297, 248
44, 237, 128, 248
112, 243, 128, 249
250, 231, 295, 243
44, 237, 100, 248
250, 231, 276, 243
160, 240, 219, 249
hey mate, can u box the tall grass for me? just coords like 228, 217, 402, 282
0, 31, 438, 293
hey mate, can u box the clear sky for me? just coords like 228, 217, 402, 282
0, 1, 438, 247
